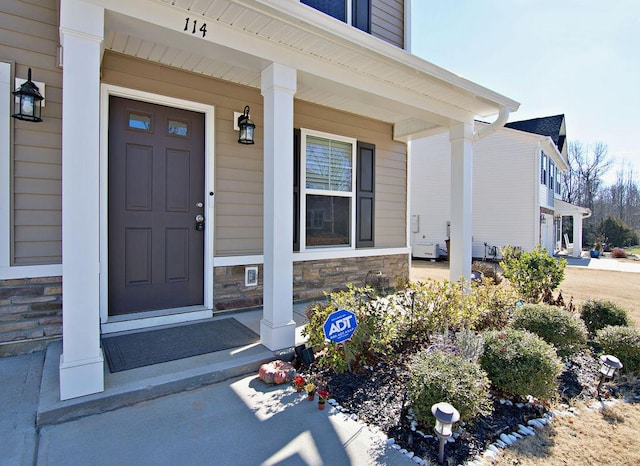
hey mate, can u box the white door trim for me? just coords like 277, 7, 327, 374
99, 84, 215, 327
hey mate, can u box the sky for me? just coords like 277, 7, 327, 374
410, 0, 640, 184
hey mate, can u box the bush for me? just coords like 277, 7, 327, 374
480, 329, 562, 400
408, 279, 480, 335
472, 261, 502, 284
500, 245, 566, 303
611, 248, 628, 258
510, 303, 587, 356
472, 279, 520, 331
595, 326, 640, 375
580, 300, 629, 335
407, 348, 492, 423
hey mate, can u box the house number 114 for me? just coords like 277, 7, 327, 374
184, 18, 207, 38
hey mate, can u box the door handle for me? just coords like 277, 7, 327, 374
195, 214, 205, 231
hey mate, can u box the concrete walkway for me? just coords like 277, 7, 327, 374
562, 253, 640, 273
1, 305, 413, 466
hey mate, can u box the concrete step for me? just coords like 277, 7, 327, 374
37, 340, 289, 426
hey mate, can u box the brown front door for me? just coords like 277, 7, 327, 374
108, 96, 205, 316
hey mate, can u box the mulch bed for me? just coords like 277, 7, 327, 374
299, 348, 640, 465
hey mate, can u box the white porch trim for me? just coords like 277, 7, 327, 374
449, 121, 474, 282
59, 0, 105, 400
555, 199, 591, 257
260, 63, 297, 351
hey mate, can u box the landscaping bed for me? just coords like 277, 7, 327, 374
301, 348, 639, 465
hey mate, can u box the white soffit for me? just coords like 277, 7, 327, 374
101, 0, 519, 129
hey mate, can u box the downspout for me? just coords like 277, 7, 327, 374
473, 106, 510, 142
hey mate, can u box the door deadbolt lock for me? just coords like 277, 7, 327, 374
195, 214, 205, 231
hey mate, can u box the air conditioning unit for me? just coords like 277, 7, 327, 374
412, 242, 438, 259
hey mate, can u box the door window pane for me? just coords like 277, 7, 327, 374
168, 119, 188, 137
128, 112, 152, 131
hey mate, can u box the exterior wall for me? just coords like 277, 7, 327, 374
410, 129, 539, 260
1, 0, 63, 265
371, 0, 404, 48
102, 53, 407, 255
213, 254, 409, 311
0, 276, 62, 356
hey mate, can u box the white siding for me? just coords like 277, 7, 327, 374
410, 128, 542, 260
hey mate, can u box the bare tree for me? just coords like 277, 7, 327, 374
562, 141, 613, 211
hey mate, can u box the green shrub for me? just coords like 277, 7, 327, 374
408, 279, 480, 336
302, 285, 415, 372
472, 279, 520, 331
595, 326, 640, 375
511, 303, 587, 356
580, 300, 629, 334
407, 348, 492, 422
480, 329, 562, 400
500, 245, 566, 303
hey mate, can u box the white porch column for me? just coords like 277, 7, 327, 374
260, 63, 297, 350
58, 0, 104, 400
572, 214, 583, 257
449, 122, 474, 282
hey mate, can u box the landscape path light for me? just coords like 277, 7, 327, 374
432, 402, 460, 465
597, 354, 622, 398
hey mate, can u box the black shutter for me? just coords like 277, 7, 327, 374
352, 0, 371, 33
356, 141, 375, 248
293, 129, 301, 251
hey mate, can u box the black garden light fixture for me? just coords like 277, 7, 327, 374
432, 402, 460, 465
12, 68, 44, 123
596, 354, 622, 398
237, 105, 255, 144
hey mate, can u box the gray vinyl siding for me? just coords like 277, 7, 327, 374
1, 0, 63, 265
102, 52, 407, 255
371, 0, 404, 48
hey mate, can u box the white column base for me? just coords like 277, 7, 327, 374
260, 319, 296, 351
59, 351, 104, 400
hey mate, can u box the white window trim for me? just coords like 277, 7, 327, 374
300, 128, 357, 252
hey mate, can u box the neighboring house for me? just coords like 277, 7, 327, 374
410, 114, 590, 266
1, 0, 518, 400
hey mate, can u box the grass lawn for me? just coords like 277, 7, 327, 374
411, 260, 640, 465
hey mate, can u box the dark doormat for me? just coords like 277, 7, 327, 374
102, 318, 260, 373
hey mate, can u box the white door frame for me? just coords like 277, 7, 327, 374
99, 84, 215, 331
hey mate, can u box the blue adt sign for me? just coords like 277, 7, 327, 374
323, 309, 358, 343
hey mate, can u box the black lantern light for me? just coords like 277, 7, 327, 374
237, 105, 255, 144
12, 68, 44, 123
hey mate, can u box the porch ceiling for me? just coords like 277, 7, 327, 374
102, 0, 519, 140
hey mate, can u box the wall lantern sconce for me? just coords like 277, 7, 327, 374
12, 68, 44, 123
236, 105, 255, 144
597, 354, 622, 398
540, 213, 547, 224
432, 402, 460, 464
